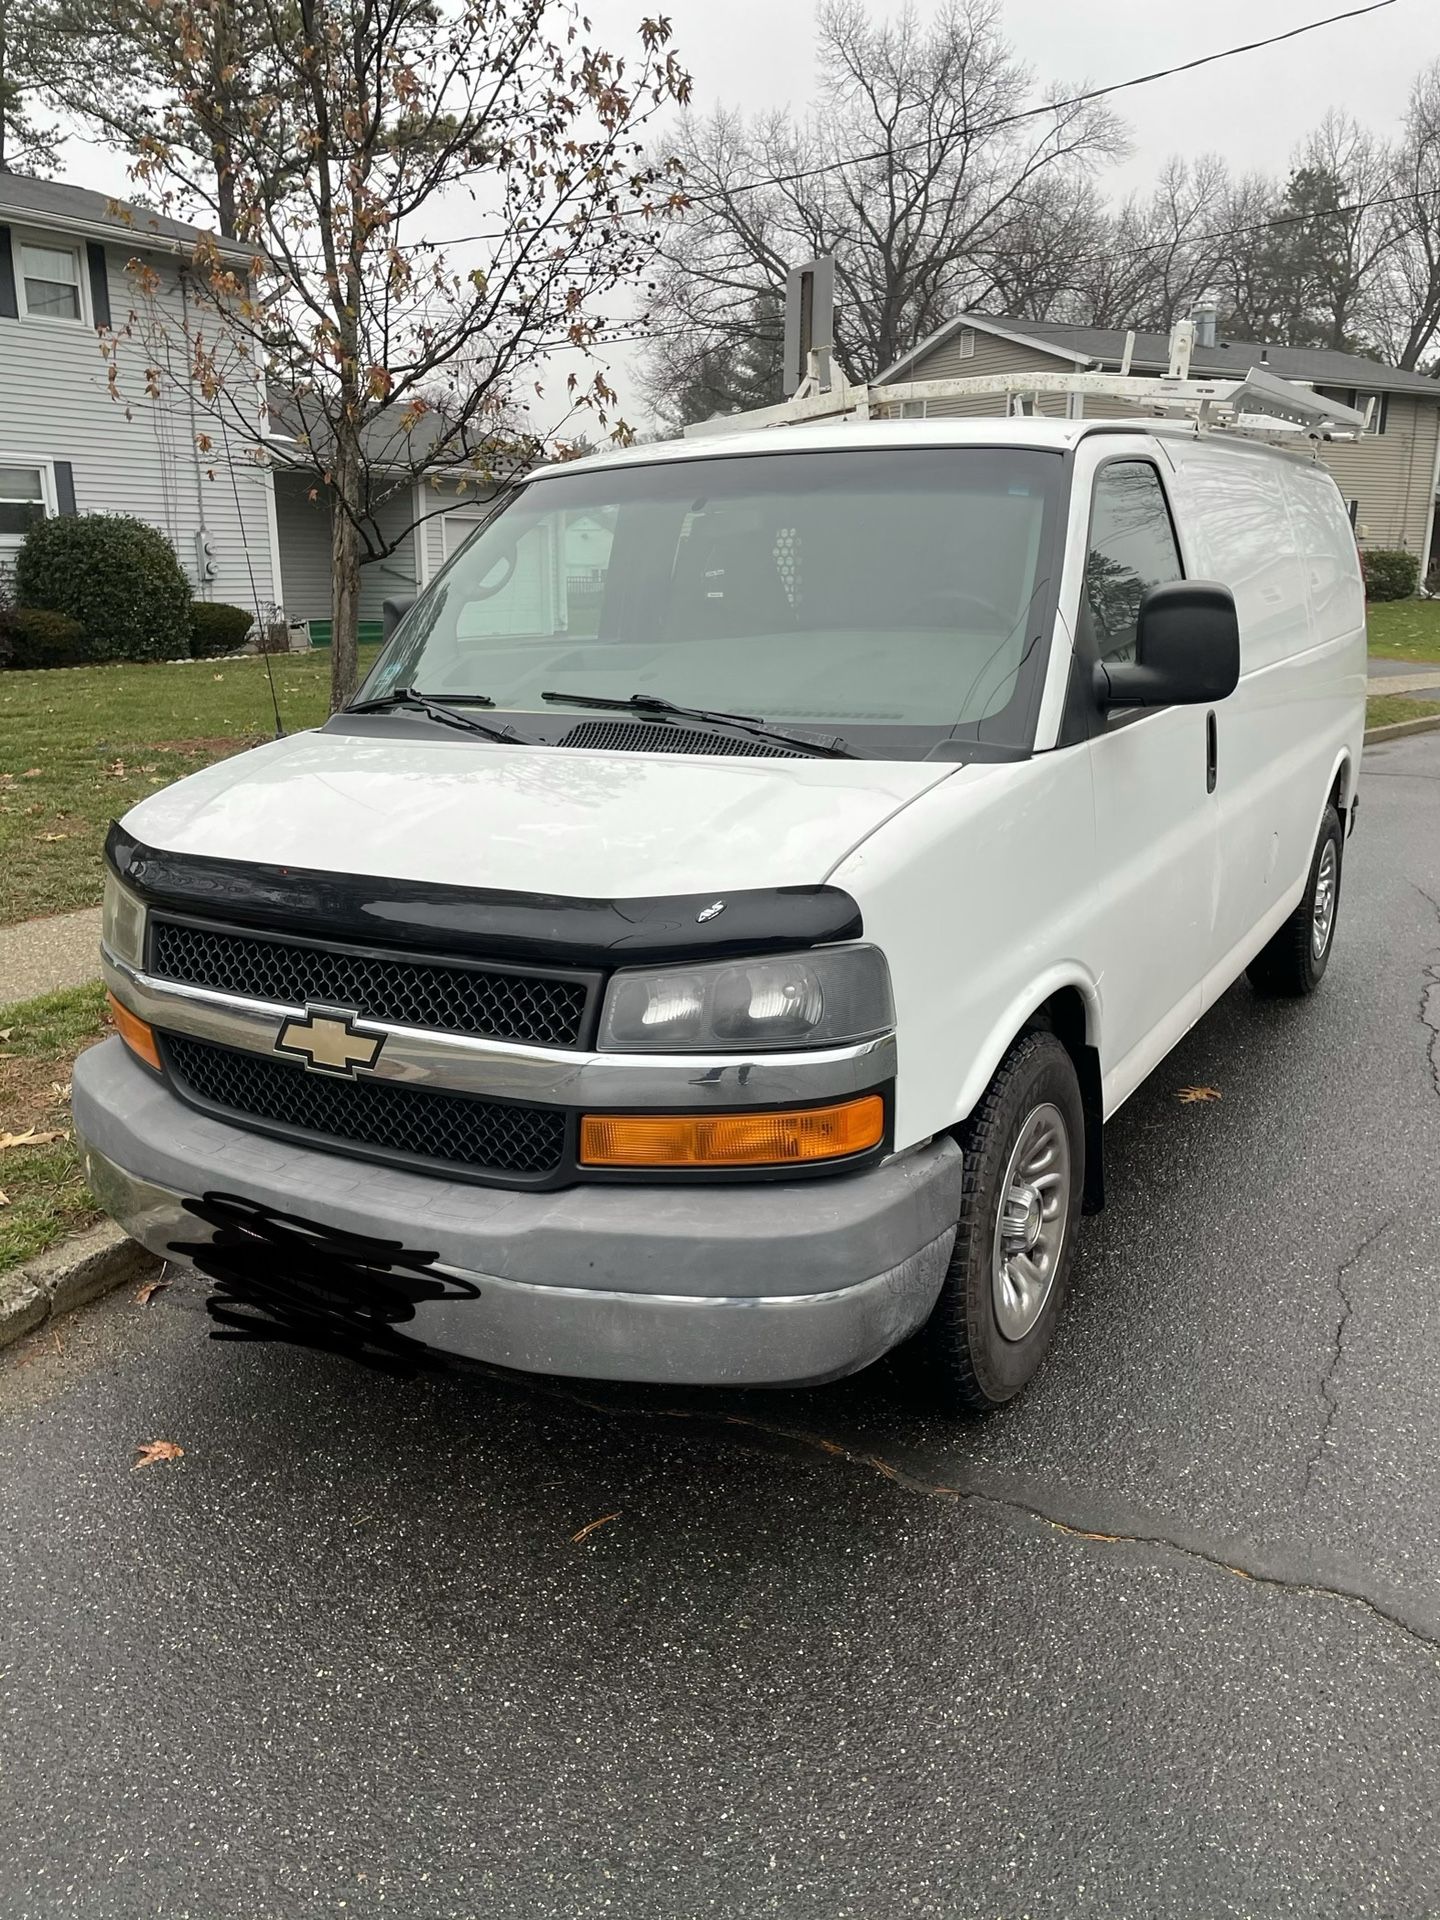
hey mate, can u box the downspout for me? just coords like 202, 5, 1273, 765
177, 265, 213, 596
1421, 402, 1440, 588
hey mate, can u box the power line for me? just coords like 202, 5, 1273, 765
417, 0, 1399, 253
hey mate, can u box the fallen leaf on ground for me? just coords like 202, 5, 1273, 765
0, 1128, 65, 1150
38, 832, 70, 843
51, 1081, 71, 1100
20, 768, 41, 778
0, 1190, 9, 1207
135, 1277, 169, 1306
571, 1512, 621, 1544
0, 1028, 11, 1042
132, 1440, 184, 1470
1177, 1086, 1222, 1103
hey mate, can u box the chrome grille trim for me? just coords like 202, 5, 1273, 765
102, 949, 897, 1110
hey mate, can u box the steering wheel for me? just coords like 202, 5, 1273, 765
899, 588, 1013, 633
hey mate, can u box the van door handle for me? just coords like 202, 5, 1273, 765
1206, 710, 1218, 794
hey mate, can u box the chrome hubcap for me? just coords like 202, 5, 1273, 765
1312, 839, 1338, 958
992, 1102, 1071, 1342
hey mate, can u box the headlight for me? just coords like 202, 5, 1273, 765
597, 946, 894, 1053
101, 870, 146, 970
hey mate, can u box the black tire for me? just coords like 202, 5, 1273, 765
1247, 804, 1343, 997
914, 1031, 1085, 1414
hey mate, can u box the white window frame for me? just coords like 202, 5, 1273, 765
441, 511, 487, 560
13, 228, 91, 327
897, 399, 929, 419
956, 327, 976, 359
0, 458, 56, 560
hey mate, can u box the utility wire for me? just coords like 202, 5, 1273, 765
417, 0, 1400, 252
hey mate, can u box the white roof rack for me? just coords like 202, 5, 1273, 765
684, 320, 1371, 444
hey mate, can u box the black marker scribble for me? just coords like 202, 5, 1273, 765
169, 1191, 480, 1376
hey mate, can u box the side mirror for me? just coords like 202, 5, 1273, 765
381, 595, 416, 643
1094, 580, 1240, 709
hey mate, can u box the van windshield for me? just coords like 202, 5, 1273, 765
358, 446, 1065, 758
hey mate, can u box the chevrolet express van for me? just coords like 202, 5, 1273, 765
74, 418, 1365, 1409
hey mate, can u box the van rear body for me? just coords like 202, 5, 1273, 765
76, 418, 1366, 1406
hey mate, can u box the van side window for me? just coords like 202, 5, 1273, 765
1084, 462, 1183, 663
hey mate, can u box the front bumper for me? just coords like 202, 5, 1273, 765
73, 1039, 962, 1387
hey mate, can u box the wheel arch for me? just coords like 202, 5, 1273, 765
1326, 747, 1355, 831
953, 970, 1106, 1215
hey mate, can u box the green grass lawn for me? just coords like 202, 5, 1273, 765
0, 651, 375, 927
0, 983, 110, 1275
1366, 598, 1440, 663
1366, 693, 1440, 730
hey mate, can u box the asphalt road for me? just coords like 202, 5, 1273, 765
4, 732, 1440, 1920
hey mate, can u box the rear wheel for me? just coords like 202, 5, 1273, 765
1247, 804, 1343, 997
915, 1031, 1085, 1413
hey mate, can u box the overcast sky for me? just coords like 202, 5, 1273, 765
58, 0, 1439, 425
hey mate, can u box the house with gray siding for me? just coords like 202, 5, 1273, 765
1, 171, 500, 643
874, 313, 1440, 577
0, 172, 279, 614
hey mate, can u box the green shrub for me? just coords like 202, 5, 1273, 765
14, 513, 193, 661
1362, 548, 1420, 602
189, 600, 255, 658
3, 606, 89, 669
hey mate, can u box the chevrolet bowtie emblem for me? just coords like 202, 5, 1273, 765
274, 1008, 386, 1078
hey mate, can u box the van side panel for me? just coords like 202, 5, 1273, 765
1159, 440, 1365, 1005
830, 750, 1099, 1152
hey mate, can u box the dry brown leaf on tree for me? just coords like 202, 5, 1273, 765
132, 1440, 184, 1470
1177, 1086, 1223, 1104
0, 1128, 65, 1151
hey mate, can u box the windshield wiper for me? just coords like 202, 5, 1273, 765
348, 687, 528, 745
540, 690, 855, 759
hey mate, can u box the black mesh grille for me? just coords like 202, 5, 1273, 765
150, 919, 588, 1047
164, 1035, 566, 1178
558, 720, 800, 758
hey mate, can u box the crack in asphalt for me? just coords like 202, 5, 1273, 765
469, 1365, 1440, 1659
1303, 1217, 1394, 1500
1415, 883, 1440, 1102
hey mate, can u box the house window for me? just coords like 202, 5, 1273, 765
1315, 385, 1388, 434
19, 242, 83, 321
0, 464, 50, 559
898, 400, 929, 419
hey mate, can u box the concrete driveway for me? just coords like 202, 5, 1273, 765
3, 732, 1440, 1919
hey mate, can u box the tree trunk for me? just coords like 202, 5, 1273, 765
329, 491, 362, 714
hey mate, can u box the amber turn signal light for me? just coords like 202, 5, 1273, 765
106, 991, 162, 1072
579, 1094, 885, 1169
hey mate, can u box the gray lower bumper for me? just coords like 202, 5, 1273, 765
72, 1039, 962, 1387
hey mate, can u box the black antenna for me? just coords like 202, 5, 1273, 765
223, 450, 285, 739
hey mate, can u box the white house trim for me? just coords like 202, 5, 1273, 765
414, 480, 433, 588
9, 224, 93, 328
877, 312, 1093, 385
261, 462, 285, 617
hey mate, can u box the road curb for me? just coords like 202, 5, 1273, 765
1364, 713, 1440, 746
0, 1222, 159, 1353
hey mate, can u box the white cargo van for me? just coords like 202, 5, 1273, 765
75, 410, 1366, 1408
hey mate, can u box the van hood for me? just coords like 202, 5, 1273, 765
120, 728, 960, 897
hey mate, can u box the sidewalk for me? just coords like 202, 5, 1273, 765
0, 907, 103, 1006
1367, 668, 1440, 695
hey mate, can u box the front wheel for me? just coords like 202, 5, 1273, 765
1247, 804, 1343, 997
914, 1031, 1085, 1413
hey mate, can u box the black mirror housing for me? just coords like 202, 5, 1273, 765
1095, 579, 1241, 709
381, 595, 416, 643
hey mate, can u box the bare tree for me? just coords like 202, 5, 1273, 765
1372, 62, 1440, 370
102, 0, 689, 707
643, 0, 1121, 404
